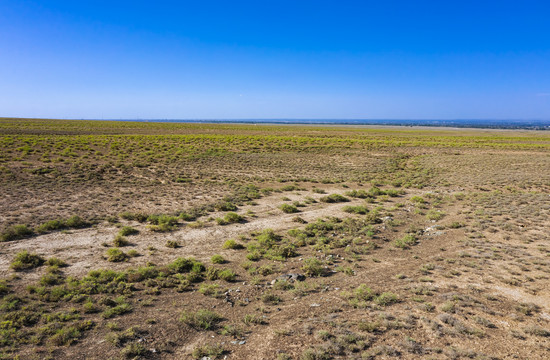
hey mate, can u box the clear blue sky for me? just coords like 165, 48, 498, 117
1, 0, 549, 120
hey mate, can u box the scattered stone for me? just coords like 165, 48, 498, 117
310, 303, 321, 307
271, 273, 305, 285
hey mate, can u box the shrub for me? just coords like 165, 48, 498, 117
64, 215, 89, 228
211, 255, 226, 264
106, 248, 127, 262
199, 284, 225, 298
246, 251, 261, 261
40, 273, 64, 286
342, 205, 368, 214
320, 194, 350, 203
191, 344, 225, 359
214, 202, 237, 212
449, 222, 463, 229
165, 240, 180, 248
147, 215, 178, 232
0, 280, 9, 295
168, 257, 197, 273
178, 211, 196, 221
394, 234, 417, 249
256, 229, 282, 247
374, 292, 399, 306
222, 239, 244, 250
11, 250, 45, 270
368, 186, 384, 196
257, 265, 274, 276
385, 189, 400, 197
46, 257, 67, 267
242, 314, 265, 325
127, 250, 139, 257
261, 293, 282, 305
36, 220, 64, 233
119, 226, 138, 236
280, 204, 300, 214
353, 284, 375, 301
302, 258, 325, 277
292, 216, 307, 224
410, 196, 425, 204
216, 212, 244, 225
345, 189, 370, 198
426, 209, 445, 221
121, 342, 147, 358
50, 326, 82, 346
113, 234, 129, 247
119, 212, 148, 222
1, 224, 33, 242
102, 303, 132, 318
180, 309, 222, 330
218, 269, 236, 282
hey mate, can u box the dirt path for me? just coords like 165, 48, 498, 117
0, 189, 372, 279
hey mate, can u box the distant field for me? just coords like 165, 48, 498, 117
1, 118, 549, 359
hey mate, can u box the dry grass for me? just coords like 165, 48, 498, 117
0, 119, 549, 359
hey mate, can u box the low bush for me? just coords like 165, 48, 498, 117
166, 240, 180, 248
119, 226, 139, 236
106, 248, 127, 262
214, 201, 237, 212
64, 215, 89, 228
1, 224, 33, 242
342, 205, 368, 214
211, 255, 226, 264
11, 250, 45, 270
216, 212, 244, 225
46, 257, 67, 267
217, 269, 236, 282
280, 204, 300, 214
394, 234, 417, 249
119, 212, 148, 222
320, 194, 350, 203
191, 344, 225, 359
180, 309, 222, 330
426, 209, 445, 221
301, 257, 325, 277
147, 215, 179, 232
222, 239, 244, 250
113, 234, 130, 247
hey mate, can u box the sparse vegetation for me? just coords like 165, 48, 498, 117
0, 119, 549, 359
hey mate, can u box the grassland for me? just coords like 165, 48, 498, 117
0, 118, 549, 359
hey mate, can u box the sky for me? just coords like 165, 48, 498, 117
1, 0, 549, 120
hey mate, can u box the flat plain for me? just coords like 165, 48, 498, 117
1, 118, 550, 359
